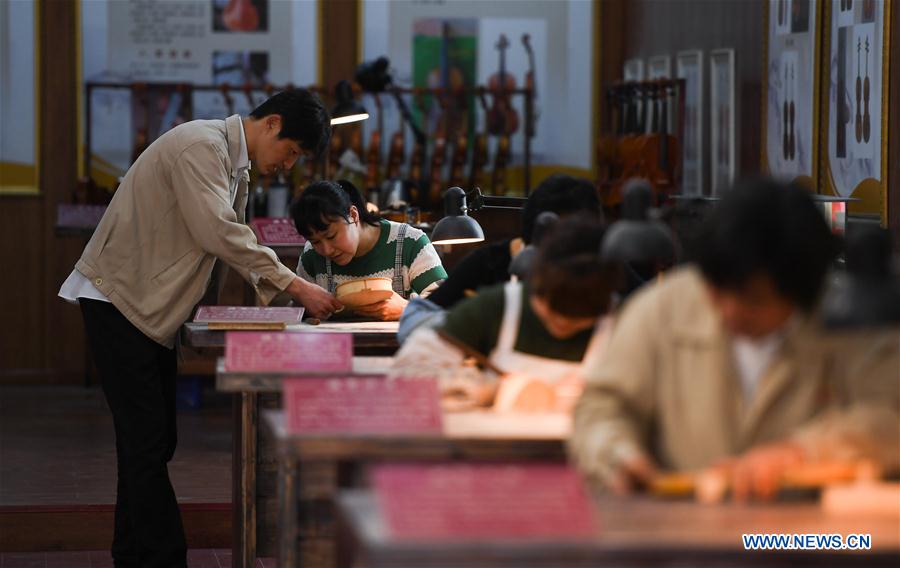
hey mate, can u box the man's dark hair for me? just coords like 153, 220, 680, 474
520, 174, 602, 244
530, 214, 617, 319
695, 177, 837, 311
290, 179, 380, 238
250, 89, 332, 158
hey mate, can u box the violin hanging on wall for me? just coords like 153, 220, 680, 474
855, 38, 863, 144
788, 64, 795, 161
469, 88, 491, 190
486, 34, 519, 137
364, 94, 383, 195
783, 66, 790, 160
863, 36, 871, 143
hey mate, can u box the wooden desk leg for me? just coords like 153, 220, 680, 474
233, 392, 258, 568
278, 455, 299, 568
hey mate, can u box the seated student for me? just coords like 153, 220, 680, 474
394, 216, 617, 409
290, 179, 447, 320
570, 178, 899, 501
426, 174, 603, 309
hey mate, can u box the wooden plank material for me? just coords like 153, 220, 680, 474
336, 491, 900, 568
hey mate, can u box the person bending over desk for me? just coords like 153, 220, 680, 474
58, 89, 335, 568
394, 216, 617, 411
570, 178, 899, 501
291, 179, 447, 321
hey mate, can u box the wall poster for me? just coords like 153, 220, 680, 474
822, 0, 889, 220
763, 0, 820, 186
710, 48, 736, 195
676, 50, 703, 196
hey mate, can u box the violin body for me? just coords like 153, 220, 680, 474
492, 135, 510, 195
386, 129, 405, 180
365, 129, 382, 192
863, 39, 871, 143
487, 34, 520, 137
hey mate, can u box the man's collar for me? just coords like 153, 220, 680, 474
224, 114, 250, 174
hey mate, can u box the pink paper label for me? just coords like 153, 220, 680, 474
194, 306, 304, 324
225, 332, 352, 373
284, 377, 443, 434
373, 463, 598, 540
250, 217, 305, 246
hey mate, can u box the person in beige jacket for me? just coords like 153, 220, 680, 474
57, 90, 337, 568
570, 179, 899, 502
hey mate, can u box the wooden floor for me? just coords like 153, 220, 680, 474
0, 385, 231, 506
0, 550, 275, 567
0, 384, 233, 552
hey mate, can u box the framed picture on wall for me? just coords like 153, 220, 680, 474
762, 0, 821, 187
647, 55, 671, 79
623, 58, 644, 82
821, 0, 890, 221
710, 48, 736, 195
676, 50, 703, 196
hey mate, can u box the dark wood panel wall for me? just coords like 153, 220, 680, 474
1, 0, 83, 384
620, 0, 764, 194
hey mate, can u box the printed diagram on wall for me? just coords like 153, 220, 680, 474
710, 49, 735, 195
827, 0, 883, 202
765, 0, 816, 182
623, 58, 644, 82
676, 50, 703, 196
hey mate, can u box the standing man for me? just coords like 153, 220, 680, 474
58, 89, 340, 567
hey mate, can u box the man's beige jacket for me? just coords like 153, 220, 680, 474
570, 267, 900, 482
76, 115, 296, 347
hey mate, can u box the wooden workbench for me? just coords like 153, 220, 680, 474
182, 320, 400, 356
262, 409, 570, 568
218, 355, 396, 567
335, 490, 900, 567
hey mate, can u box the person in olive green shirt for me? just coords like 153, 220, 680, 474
394, 216, 617, 393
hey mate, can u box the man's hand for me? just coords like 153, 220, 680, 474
352, 292, 408, 321
284, 277, 343, 319
608, 453, 660, 495
725, 441, 806, 502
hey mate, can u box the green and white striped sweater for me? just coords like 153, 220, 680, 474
296, 219, 447, 297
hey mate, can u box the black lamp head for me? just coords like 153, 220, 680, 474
601, 178, 676, 265
330, 80, 369, 125
822, 226, 900, 329
430, 187, 485, 246
355, 57, 392, 93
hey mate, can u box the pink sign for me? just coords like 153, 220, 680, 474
194, 306, 304, 324
373, 463, 598, 540
250, 217, 305, 246
225, 332, 353, 373
57, 204, 107, 229
284, 377, 443, 434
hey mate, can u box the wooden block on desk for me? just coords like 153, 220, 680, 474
822, 482, 900, 516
